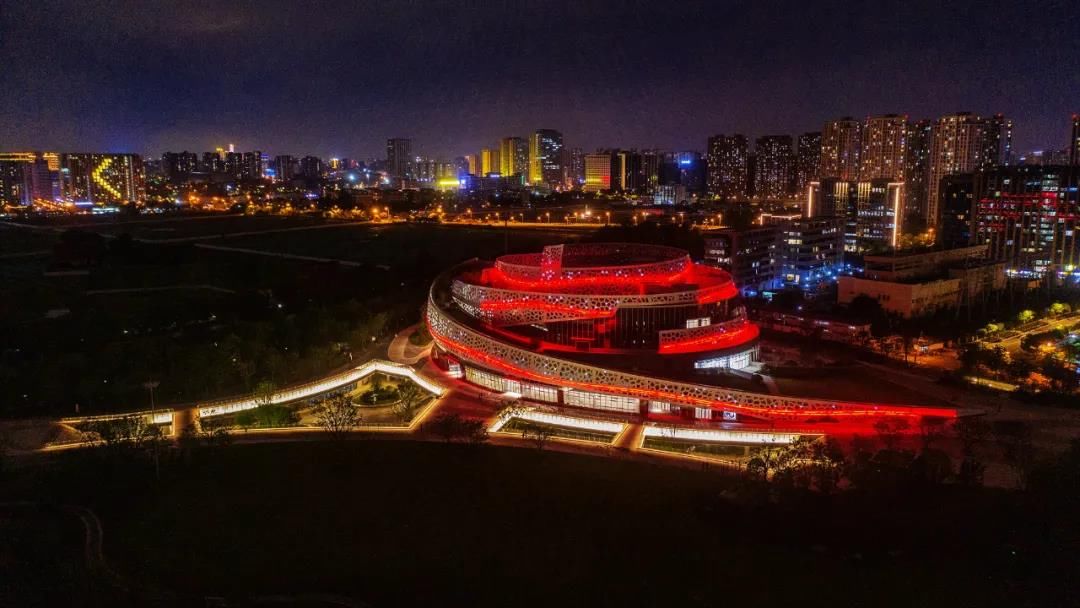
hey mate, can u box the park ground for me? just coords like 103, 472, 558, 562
3, 439, 1077, 607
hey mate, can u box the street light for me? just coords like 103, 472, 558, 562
143, 379, 161, 481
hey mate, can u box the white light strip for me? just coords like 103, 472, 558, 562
199, 359, 444, 418
61, 410, 174, 426
489, 410, 626, 434
643, 425, 799, 445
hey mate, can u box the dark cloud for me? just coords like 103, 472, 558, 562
1, 0, 1077, 158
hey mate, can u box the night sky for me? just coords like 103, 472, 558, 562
2, 0, 1077, 159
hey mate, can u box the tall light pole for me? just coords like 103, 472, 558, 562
143, 379, 161, 481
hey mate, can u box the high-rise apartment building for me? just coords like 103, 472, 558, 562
499, 137, 528, 178
820, 117, 862, 180
386, 138, 412, 179
529, 129, 563, 187
241, 151, 263, 180
1069, 114, 1079, 166
201, 151, 223, 173
1, 152, 59, 203
794, 132, 821, 194
981, 114, 1013, 169
0, 160, 32, 205
298, 156, 323, 179
273, 155, 295, 182
705, 135, 749, 199
480, 148, 499, 175
161, 151, 199, 183
567, 147, 585, 188
860, 114, 908, 180
60, 153, 145, 205
926, 112, 986, 227
753, 136, 794, 200
903, 120, 933, 228
223, 152, 244, 179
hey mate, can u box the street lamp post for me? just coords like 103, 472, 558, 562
143, 379, 161, 481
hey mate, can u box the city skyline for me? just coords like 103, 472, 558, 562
2, 1, 1078, 158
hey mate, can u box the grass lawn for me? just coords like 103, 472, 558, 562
8, 441, 1073, 607
0, 505, 93, 607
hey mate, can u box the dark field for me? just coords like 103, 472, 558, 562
219, 223, 582, 266
7, 441, 1075, 607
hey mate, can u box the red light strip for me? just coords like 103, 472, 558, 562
479, 299, 616, 319
428, 320, 956, 422
658, 323, 760, 354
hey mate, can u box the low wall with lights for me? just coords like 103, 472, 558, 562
198, 359, 444, 418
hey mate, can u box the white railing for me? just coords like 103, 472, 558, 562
197, 359, 444, 418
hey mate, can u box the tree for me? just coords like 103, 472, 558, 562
429, 413, 467, 443
1049, 301, 1071, 316
994, 420, 1035, 490
253, 379, 277, 408
519, 421, 552, 450
873, 417, 910, 451
953, 416, 991, 459
1007, 357, 1035, 383
81, 415, 165, 466
1017, 309, 1036, 324
315, 394, 362, 440
958, 344, 983, 372
918, 416, 948, 451
392, 381, 430, 423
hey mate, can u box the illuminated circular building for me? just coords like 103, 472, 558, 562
427, 243, 956, 429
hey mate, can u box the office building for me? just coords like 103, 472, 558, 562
653, 184, 687, 206
820, 117, 861, 180
583, 153, 615, 192
973, 165, 1080, 278
926, 112, 985, 227
753, 135, 794, 200
672, 151, 705, 193
939, 173, 976, 249
529, 129, 563, 187
615, 150, 643, 192
770, 216, 845, 289
641, 150, 663, 193
794, 132, 821, 194
706, 135, 749, 198
704, 225, 780, 295
860, 114, 908, 180
386, 138, 412, 179
60, 153, 145, 205
838, 245, 1003, 318
808, 179, 903, 252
